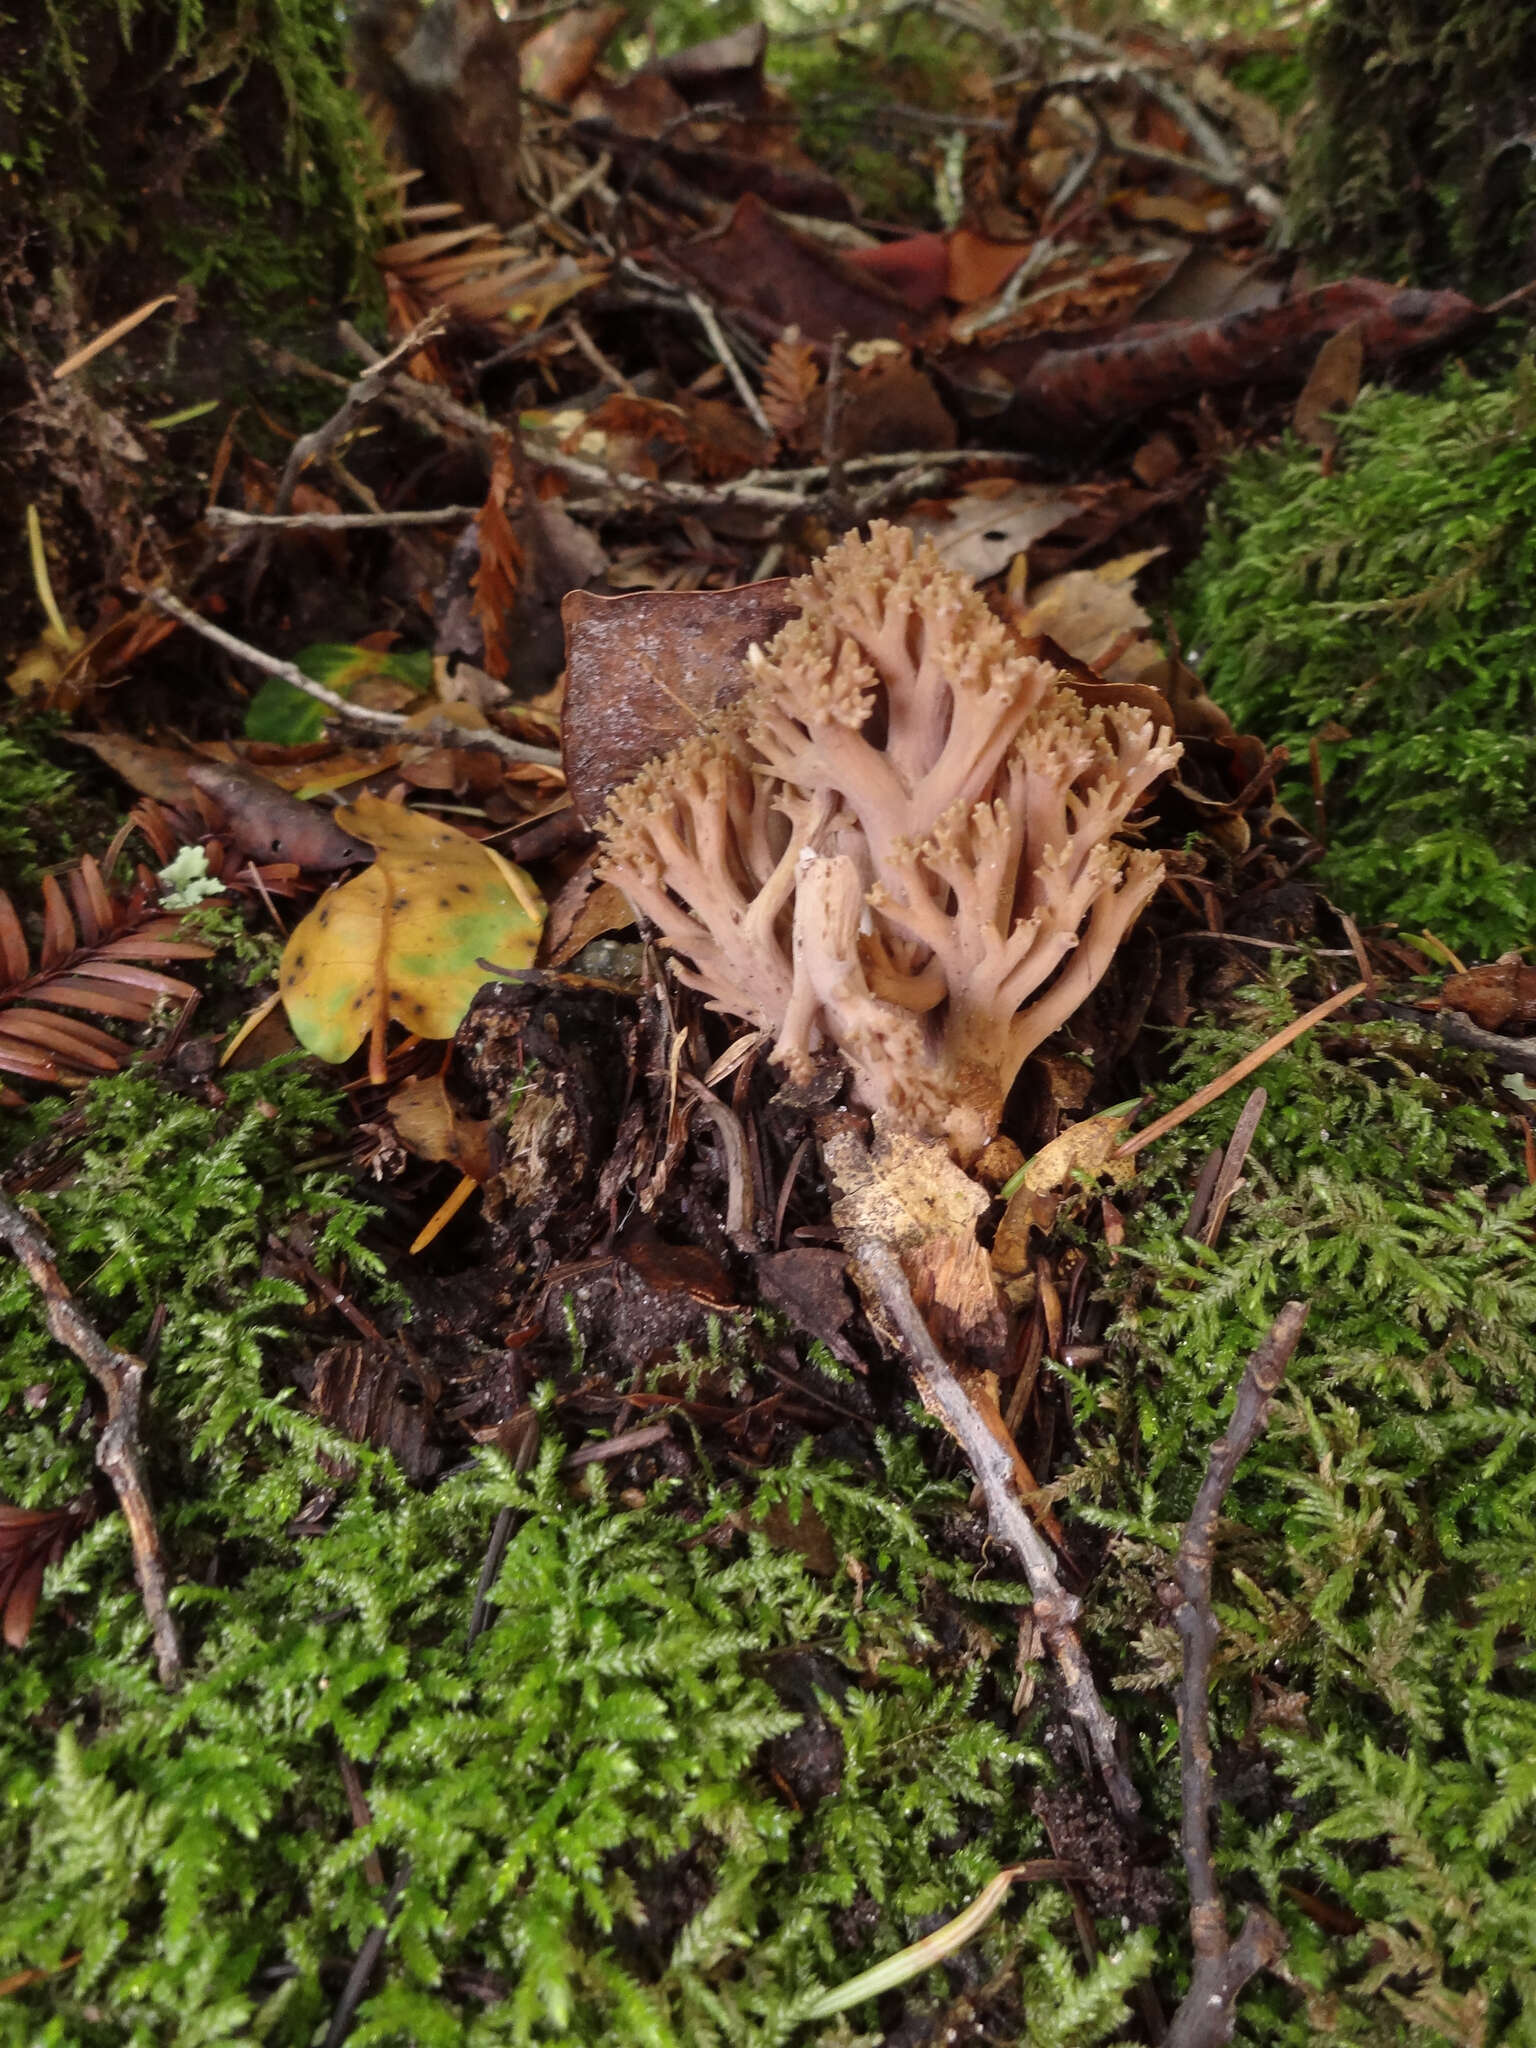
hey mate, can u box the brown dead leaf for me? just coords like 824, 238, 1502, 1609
761, 328, 821, 445
66, 733, 204, 807
541, 864, 636, 967
1012, 554, 1162, 681
183, 762, 371, 870
472, 437, 523, 682
1440, 957, 1536, 1034
902, 482, 1081, 582
561, 578, 800, 824
388, 1071, 493, 1180
1294, 320, 1364, 450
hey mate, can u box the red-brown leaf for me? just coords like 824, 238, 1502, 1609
67, 864, 101, 948
0, 893, 28, 985
25, 977, 160, 1024
0, 1038, 63, 1082
0, 1007, 124, 1066
39, 876, 76, 971
61, 959, 199, 999
3, 1560, 46, 1650
473, 437, 524, 681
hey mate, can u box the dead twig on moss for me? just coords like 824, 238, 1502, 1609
1117, 981, 1367, 1160
140, 586, 561, 769
0, 1194, 183, 1687
1163, 1300, 1307, 2048
854, 1233, 1140, 1821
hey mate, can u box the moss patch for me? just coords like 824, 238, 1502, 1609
1175, 363, 1536, 956
1091, 969, 1536, 2043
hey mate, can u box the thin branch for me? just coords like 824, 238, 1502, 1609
854, 1233, 1140, 1821
140, 586, 562, 768
686, 289, 774, 439
209, 505, 479, 532
1389, 1002, 1536, 1079
271, 309, 449, 524
334, 320, 1037, 521
1163, 1302, 1307, 2048
820, 330, 853, 530
0, 1194, 183, 1686
321, 1859, 411, 2048
244, 309, 448, 597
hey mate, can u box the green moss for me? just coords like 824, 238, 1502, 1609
1090, 968, 1536, 2043
1287, 0, 1536, 296
0, 1059, 1153, 2046
1, 0, 386, 323
0, 721, 77, 891
1175, 363, 1536, 956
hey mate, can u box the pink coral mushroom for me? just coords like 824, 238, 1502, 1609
598, 522, 1180, 1164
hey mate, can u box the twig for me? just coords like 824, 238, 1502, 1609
1197, 1087, 1266, 1249
321, 1859, 411, 2048
1385, 1002, 1536, 1079
140, 586, 562, 768
209, 504, 479, 532
311, 328, 1039, 520
505, 148, 614, 246
564, 310, 634, 393
854, 1233, 1140, 1820
245, 309, 448, 597
271, 309, 448, 524
1117, 981, 1367, 1159
467, 1414, 540, 1650
0, 1194, 183, 1687
1163, 1303, 1306, 2048
685, 290, 774, 439
681, 1075, 757, 1239
820, 330, 853, 530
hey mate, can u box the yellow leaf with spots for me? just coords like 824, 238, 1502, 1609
278, 796, 544, 1076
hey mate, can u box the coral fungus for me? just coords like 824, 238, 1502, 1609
599, 524, 1179, 1163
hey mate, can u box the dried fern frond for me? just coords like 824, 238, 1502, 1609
0, 854, 212, 1087
760, 330, 821, 450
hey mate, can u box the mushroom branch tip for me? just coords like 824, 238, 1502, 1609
598, 522, 1181, 1162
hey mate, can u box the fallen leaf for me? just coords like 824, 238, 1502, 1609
902, 482, 1081, 581
388, 1071, 493, 1179
473, 437, 523, 680
1012, 554, 1162, 680
663, 192, 920, 346
561, 578, 800, 823
66, 732, 205, 807
278, 795, 544, 1075
1294, 319, 1364, 449
760, 328, 821, 445
184, 762, 371, 870
1440, 957, 1536, 1034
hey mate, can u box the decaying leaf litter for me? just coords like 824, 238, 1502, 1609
3, 5, 1536, 2043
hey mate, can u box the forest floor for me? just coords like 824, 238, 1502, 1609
1, 7, 1535, 2046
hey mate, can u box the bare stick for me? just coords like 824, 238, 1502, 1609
209, 504, 479, 532
686, 289, 774, 438
820, 330, 852, 530
271, 309, 448, 523
855, 1234, 1140, 1820
141, 586, 562, 769
0, 1194, 183, 1686
245, 309, 448, 598
1163, 1302, 1307, 2048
